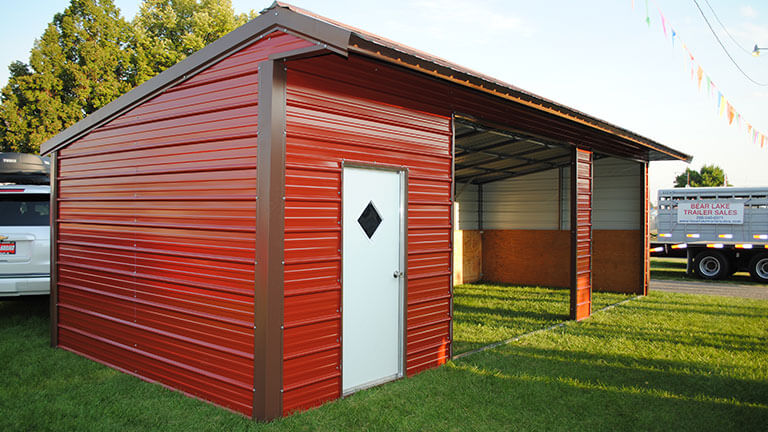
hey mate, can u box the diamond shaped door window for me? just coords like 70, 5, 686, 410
358, 201, 382, 239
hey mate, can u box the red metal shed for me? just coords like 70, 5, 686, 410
41, 2, 690, 420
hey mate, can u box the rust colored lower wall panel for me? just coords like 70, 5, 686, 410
464, 229, 642, 293
482, 230, 571, 288
593, 230, 643, 293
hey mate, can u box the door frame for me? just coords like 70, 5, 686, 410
340, 161, 408, 396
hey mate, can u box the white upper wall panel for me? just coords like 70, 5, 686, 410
455, 183, 479, 230
482, 169, 561, 230
593, 157, 642, 230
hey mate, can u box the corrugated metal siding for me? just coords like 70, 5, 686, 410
572, 149, 592, 320
283, 55, 452, 415
593, 157, 642, 230
54, 32, 314, 417
482, 169, 561, 230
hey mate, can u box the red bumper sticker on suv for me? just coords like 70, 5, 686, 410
0, 242, 15, 254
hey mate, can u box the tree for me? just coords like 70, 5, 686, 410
130, 0, 256, 85
0, 0, 133, 153
674, 165, 730, 187
0, 0, 256, 154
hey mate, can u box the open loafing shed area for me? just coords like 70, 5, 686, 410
40, 2, 690, 421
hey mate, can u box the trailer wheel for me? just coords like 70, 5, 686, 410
694, 251, 729, 280
749, 254, 768, 283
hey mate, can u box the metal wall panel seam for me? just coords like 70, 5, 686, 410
254, 59, 286, 420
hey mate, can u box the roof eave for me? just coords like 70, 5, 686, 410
41, 2, 691, 164
40, 6, 351, 156
346, 33, 691, 163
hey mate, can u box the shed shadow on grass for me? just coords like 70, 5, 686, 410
451, 283, 631, 355
438, 345, 768, 431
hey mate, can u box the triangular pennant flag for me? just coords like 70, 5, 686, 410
727, 103, 734, 124
659, 10, 668, 38
697, 66, 703, 90
718, 93, 724, 116
671, 28, 677, 46
645, 0, 651, 26
706, 76, 711, 95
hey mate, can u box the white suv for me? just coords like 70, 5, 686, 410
1, 154, 50, 297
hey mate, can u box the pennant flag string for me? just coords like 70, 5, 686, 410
637, 0, 766, 149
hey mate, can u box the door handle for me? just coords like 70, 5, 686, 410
393, 270, 403, 279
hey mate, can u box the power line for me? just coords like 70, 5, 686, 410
692, 0, 768, 86
702, 0, 754, 56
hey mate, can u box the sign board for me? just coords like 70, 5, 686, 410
677, 201, 744, 224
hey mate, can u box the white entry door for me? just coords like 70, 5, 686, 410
342, 166, 404, 394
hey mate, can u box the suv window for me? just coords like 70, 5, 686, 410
0, 194, 49, 226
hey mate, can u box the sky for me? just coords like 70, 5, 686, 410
0, 0, 766, 202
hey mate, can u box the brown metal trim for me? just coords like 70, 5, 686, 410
268, 44, 334, 61
41, 2, 690, 165
41, 7, 352, 156
347, 40, 691, 163
254, 59, 286, 421
641, 162, 650, 296
448, 114, 456, 360
570, 147, 577, 320
49, 151, 58, 348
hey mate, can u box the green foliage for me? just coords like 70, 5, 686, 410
0, 0, 132, 153
130, 0, 256, 85
674, 164, 730, 187
0, 0, 257, 154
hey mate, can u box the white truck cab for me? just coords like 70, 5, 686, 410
0, 154, 50, 297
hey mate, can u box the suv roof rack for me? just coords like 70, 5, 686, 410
0, 153, 50, 185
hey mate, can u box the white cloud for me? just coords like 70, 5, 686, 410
739, 5, 757, 18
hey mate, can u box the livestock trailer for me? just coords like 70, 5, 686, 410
40, 2, 690, 420
652, 187, 768, 282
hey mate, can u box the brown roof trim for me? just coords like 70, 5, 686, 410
41, 1, 691, 163
345, 36, 690, 163
40, 6, 351, 155
271, 2, 689, 162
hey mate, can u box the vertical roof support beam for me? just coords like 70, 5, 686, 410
640, 162, 650, 296
254, 59, 286, 420
570, 147, 593, 321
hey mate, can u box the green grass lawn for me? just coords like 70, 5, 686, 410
451, 283, 631, 354
2, 289, 767, 431
651, 257, 757, 284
